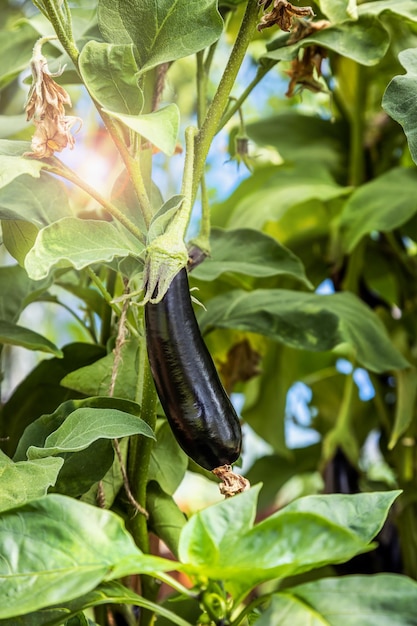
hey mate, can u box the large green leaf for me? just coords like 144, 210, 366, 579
0, 452, 63, 513
211, 163, 350, 232
98, 0, 223, 73
257, 574, 417, 626
2, 220, 39, 265
24, 218, 144, 280
104, 105, 180, 156
199, 289, 408, 372
148, 420, 188, 495
192, 227, 312, 287
339, 168, 417, 251
0, 171, 72, 226
264, 15, 389, 67
0, 495, 176, 619
79, 41, 143, 115
179, 487, 400, 602
0, 320, 62, 357
27, 407, 154, 460
382, 49, 417, 166
247, 113, 348, 178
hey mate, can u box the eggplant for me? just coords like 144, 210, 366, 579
145, 267, 242, 471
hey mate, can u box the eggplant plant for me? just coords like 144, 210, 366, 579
1, 0, 417, 625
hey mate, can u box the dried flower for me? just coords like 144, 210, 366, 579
24, 37, 81, 159
258, 0, 315, 32
286, 45, 327, 97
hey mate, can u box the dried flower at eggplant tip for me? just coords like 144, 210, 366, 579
257, 0, 315, 32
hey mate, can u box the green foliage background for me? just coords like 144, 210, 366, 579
1, 0, 417, 624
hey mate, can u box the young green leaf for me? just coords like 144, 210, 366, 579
79, 41, 144, 115
27, 407, 154, 460
103, 105, 180, 156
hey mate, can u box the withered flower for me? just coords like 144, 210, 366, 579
24, 37, 81, 159
286, 45, 327, 97
257, 0, 315, 32
287, 17, 330, 44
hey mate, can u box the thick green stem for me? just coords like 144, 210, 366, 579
127, 338, 159, 626
348, 63, 367, 187
192, 0, 260, 204
41, 0, 79, 63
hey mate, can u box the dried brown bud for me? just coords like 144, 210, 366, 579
258, 0, 315, 32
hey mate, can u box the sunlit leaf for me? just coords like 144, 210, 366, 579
359, 0, 417, 22
1, 220, 39, 265
24, 218, 144, 281
103, 105, 180, 156
315, 0, 358, 22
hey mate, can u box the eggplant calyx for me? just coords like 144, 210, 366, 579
212, 464, 250, 498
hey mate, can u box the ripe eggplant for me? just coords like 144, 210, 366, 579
144, 267, 242, 471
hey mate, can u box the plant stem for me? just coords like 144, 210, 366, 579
348, 63, 367, 187
192, 0, 260, 204
44, 162, 146, 244
127, 335, 159, 626
41, 0, 79, 63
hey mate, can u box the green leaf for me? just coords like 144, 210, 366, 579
199, 289, 409, 373
147, 481, 187, 558
382, 49, 417, 166
0, 171, 72, 226
98, 0, 223, 73
1, 220, 39, 265
27, 407, 154, 460
389, 368, 417, 449
179, 488, 400, 602
0, 21, 37, 89
0, 494, 176, 619
0, 152, 44, 189
148, 420, 188, 495
315, 0, 358, 22
192, 227, 312, 287
61, 338, 140, 401
339, 168, 417, 251
0, 264, 49, 324
258, 574, 417, 626
0, 320, 63, 357
79, 41, 143, 115
247, 113, 348, 178
24, 218, 144, 281
4, 581, 193, 626
104, 105, 180, 156
212, 163, 350, 232
264, 15, 389, 67
0, 343, 106, 458
359, 0, 417, 22
0, 453, 63, 512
